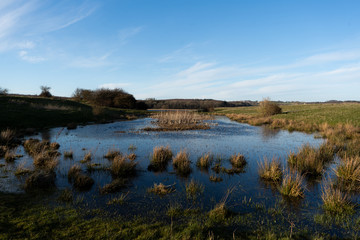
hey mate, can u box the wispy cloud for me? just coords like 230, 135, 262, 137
118, 26, 143, 45
69, 53, 112, 68
18, 50, 45, 63
158, 43, 196, 63
99, 83, 131, 89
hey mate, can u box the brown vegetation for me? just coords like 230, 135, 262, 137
148, 146, 173, 172
258, 157, 283, 182
172, 150, 191, 176
258, 98, 282, 116
111, 155, 137, 178
147, 183, 176, 196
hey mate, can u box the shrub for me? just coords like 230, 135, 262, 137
258, 157, 283, 182
39, 86, 52, 98
0, 87, 8, 95
258, 98, 282, 116
72, 88, 137, 109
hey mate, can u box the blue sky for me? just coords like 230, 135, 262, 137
1, 0, 360, 101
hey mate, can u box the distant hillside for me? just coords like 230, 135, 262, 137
142, 99, 257, 110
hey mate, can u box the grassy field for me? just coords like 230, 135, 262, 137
0, 95, 147, 130
215, 103, 360, 127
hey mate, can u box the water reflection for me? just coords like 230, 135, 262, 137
261, 126, 280, 141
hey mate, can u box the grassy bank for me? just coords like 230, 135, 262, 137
215, 103, 360, 127
0, 95, 147, 130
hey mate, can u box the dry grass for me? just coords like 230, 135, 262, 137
185, 179, 204, 199
209, 175, 223, 182
229, 153, 247, 169
196, 153, 213, 170
24, 170, 56, 190
321, 180, 354, 215
63, 150, 73, 159
0, 128, 16, 146
67, 164, 94, 191
111, 155, 137, 178
23, 139, 60, 157
106, 192, 129, 205
147, 183, 175, 196
287, 143, 334, 178
15, 161, 33, 176
4, 150, 16, 163
104, 149, 122, 160
278, 172, 304, 198
100, 179, 127, 194
258, 157, 283, 182
172, 150, 191, 176
335, 155, 360, 191
148, 146, 173, 172
145, 110, 212, 131
127, 153, 137, 161
81, 152, 92, 163
33, 151, 59, 171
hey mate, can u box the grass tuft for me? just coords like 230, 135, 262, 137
104, 149, 121, 160
278, 172, 304, 198
24, 170, 56, 190
196, 153, 213, 170
185, 179, 204, 199
68, 164, 94, 191
100, 179, 127, 194
209, 175, 223, 182
63, 150, 73, 159
229, 153, 247, 169
148, 183, 176, 196
172, 150, 191, 176
258, 156, 283, 182
335, 155, 360, 191
111, 155, 137, 178
148, 146, 173, 172
321, 180, 354, 215
107, 192, 129, 205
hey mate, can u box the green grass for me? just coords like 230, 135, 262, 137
0, 95, 147, 130
215, 103, 360, 127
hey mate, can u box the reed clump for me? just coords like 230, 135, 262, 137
4, 150, 16, 163
196, 153, 213, 170
258, 157, 283, 182
172, 150, 191, 176
104, 149, 122, 160
15, 161, 33, 176
0, 128, 16, 146
147, 183, 175, 196
24, 170, 56, 190
278, 172, 304, 198
100, 179, 127, 194
185, 179, 204, 199
230, 153, 247, 169
24, 139, 60, 157
81, 152, 92, 163
208, 203, 229, 223
209, 175, 223, 182
33, 151, 59, 171
145, 111, 212, 131
148, 146, 173, 172
127, 153, 137, 161
335, 155, 360, 191
287, 143, 334, 178
63, 150, 73, 159
321, 181, 354, 215
106, 192, 129, 205
68, 164, 94, 191
111, 155, 137, 178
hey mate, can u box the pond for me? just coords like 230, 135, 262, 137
3, 116, 357, 237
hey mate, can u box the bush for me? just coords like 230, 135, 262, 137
0, 87, 8, 95
72, 88, 137, 109
39, 86, 52, 98
258, 98, 282, 116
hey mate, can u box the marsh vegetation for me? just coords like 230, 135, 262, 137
1, 102, 360, 239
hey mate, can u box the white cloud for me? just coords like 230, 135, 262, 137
18, 50, 45, 63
